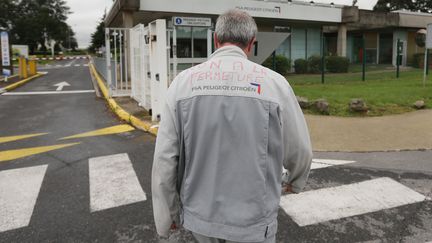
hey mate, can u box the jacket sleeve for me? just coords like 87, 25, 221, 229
281, 84, 313, 193
151, 84, 180, 237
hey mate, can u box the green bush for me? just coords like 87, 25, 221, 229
412, 53, 423, 68
294, 59, 308, 74
262, 55, 291, 76
326, 56, 350, 73
307, 55, 322, 74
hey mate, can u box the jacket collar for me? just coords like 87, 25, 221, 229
209, 45, 248, 60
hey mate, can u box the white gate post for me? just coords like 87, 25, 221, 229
105, 28, 112, 97
149, 19, 168, 122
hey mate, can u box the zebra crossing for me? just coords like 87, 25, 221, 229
0, 155, 429, 234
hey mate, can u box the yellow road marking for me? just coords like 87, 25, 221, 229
0, 143, 80, 162
0, 133, 48, 144
60, 124, 135, 140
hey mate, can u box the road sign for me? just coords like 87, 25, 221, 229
1, 31, 10, 67
427, 23, 432, 49
173, 17, 211, 27
12, 45, 29, 59
2, 68, 11, 76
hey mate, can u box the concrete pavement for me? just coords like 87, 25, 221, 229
306, 110, 432, 152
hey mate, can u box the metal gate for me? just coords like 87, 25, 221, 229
130, 24, 151, 110
105, 28, 131, 97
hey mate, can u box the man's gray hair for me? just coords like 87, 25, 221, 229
215, 9, 258, 48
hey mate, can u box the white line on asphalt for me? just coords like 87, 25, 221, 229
311, 159, 356, 170
2, 90, 95, 95
65, 59, 77, 67
89, 153, 146, 212
279, 177, 428, 226
283, 159, 356, 174
0, 165, 48, 232
74, 64, 80, 67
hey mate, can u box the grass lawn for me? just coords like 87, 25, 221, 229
287, 69, 432, 116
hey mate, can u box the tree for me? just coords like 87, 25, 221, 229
374, 0, 432, 13
89, 15, 105, 53
0, 0, 18, 31
6, 0, 76, 53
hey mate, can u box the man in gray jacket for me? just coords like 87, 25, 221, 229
152, 9, 312, 243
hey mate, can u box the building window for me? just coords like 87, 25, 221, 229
176, 26, 192, 58
274, 26, 291, 60
174, 26, 208, 58
193, 27, 208, 58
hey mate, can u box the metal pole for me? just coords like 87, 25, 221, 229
423, 48, 428, 87
124, 29, 129, 90
105, 28, 112, 97
396, 38, 400, 79
114, 31, 118, 90
321, 30, 325, 84
272, 51, 276, 71
362, 36, 366, 81
426, 49, 429, 76
173, 27, 177, 77
119, 30, 123, 90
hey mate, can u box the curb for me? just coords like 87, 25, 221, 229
0, 72, 46, 94
88, 62, 158, 136
0, 74, 19, 82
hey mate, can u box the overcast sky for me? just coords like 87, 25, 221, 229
66, 0, 378, 48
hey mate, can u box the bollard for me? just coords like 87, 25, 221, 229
18, 57, 29, 79
28, 59, 37, 76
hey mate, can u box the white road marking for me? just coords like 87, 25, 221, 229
65, 59, 77, 67
280, 177, 428, 226
283, 158, 356, 174
89, 153, 146, 212
311, 159, 356, 169
2, 90, 95, 95
0, 165, 48, 232
74, 64, 81, 67
53, 81, 71, 91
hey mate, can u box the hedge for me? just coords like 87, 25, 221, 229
294, 59, 308, 74
326, 56, 350, 73
307, 55, 322, 74
262, 55, 291, 76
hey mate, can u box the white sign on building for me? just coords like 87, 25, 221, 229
427, 23, 432, 49
173, 17, 211, 27
1, 31, 10, 67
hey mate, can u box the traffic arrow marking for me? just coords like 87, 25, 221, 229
53, 81, 70, 91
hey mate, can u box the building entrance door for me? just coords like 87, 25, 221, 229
170, 18, 214, 76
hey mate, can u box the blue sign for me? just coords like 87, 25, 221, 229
175, 18, 183, 25
2, 68, 11, 76
1, 31, 10, 67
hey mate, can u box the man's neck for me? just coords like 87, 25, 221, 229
217, 43, 248, 56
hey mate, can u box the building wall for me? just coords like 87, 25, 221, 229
346, 35, 354, 62
406, 31, 425, 66
393, 30, 408, 66
307, 28, 322, 58
290, 27, 322, 62
365, 32, 378, 64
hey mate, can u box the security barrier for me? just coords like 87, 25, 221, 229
17, 57, 38, 79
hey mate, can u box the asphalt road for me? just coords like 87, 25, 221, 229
0, 59, 431, 242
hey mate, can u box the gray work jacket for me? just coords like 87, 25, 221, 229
152, 45, 312, 242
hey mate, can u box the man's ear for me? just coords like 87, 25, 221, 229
245, 37, 256, 55
214, 33, 220, 49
